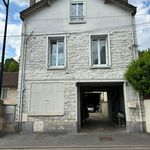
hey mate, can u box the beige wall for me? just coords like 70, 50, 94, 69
4, 87, 17, 105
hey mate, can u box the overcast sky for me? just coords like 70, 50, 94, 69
0, 0, 150, 60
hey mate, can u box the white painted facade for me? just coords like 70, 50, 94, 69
17, 0, 144, 133
26, 0, 133, 35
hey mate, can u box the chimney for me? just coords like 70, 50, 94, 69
30, 0, 36, 6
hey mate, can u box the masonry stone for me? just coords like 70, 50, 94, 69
17, 29, 141, 133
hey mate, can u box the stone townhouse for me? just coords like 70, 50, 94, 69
16, 0, 144, 133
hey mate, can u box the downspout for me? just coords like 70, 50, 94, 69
130, 12, 143, 132
18, 19, 26, 132
137, 92, 144, 132
130, 12, 138, 59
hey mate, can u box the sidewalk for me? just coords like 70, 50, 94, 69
0, 132, 150, 149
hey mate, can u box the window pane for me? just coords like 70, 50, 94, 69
78, 3, 83, 19
58, 41, 64, 66
92, 40, 98, 65
51, 41, 57, 66
70, 3, 76, 18
100, 40, 106, 64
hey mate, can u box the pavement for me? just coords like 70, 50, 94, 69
0, 132, 150, 150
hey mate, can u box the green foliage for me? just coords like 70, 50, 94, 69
138, 48, 150, 56
125, 50, 150, 96
4, 58, 19, 72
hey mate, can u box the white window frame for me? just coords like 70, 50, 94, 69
70, 0, 86, 23
47, 35, 66, 69
89, 34, 111, 68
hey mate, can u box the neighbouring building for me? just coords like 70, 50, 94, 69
2, 72, 18, 105
0, 72, 18, 132
17, 0, 144, 133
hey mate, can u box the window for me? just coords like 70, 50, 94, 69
70, 1, 84, 22
91, 35, 110, 67
48, 37, 65, 68
1, 88, 8, 100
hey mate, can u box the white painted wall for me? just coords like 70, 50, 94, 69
25, 0, 132, 34
144, 100, 150, 133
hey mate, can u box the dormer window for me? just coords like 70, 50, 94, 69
70, 1, 85, 23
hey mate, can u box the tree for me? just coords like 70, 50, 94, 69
125, 50, 150, 96
4, 58, 19, 72
138, 48, 150, 56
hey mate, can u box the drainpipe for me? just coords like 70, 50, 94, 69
130, 12, 143, 132
137, 92, 144, 132
18, 19, 34, 132
18, 19, 26, 132
130, 12, 138, 59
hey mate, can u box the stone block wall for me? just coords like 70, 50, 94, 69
16, 29, 142, 133
125, 84, 143, 132
20, 81, 77, 133
23, 30, 133, 81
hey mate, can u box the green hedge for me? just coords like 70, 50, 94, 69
125, 50, 150, 96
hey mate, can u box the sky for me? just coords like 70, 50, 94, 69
0, 0, 150, 60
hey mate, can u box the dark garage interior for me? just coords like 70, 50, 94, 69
78, 82, 126, 132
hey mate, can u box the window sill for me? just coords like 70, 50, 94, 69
90, 65, 111, 69
47, 66, 66, 70
69, 20, 86, 24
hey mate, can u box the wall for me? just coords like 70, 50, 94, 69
4, 87, 17, 105
25, 0, 132, 34
101, 92, 109, 118
124, 83, 143, 132
18, 30, 140, 133
17, 0, 140, 133
144, 100, 150, 133
24, 31, 133, 81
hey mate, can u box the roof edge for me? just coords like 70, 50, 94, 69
20, 0, 52, 20
104, 0, 136, 15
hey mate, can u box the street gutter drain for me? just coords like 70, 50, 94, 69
99, 137, 113, 141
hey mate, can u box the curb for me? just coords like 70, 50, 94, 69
0, 145, 150, 149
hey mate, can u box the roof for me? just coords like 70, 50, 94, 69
20, 0, 136, 20
20, 0, 51, 20
104, 0, 136, 15
2, 72, 18, 87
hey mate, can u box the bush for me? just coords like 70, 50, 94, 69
125, 50, 150, 96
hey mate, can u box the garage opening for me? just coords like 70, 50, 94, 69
77, 82, 126, 133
